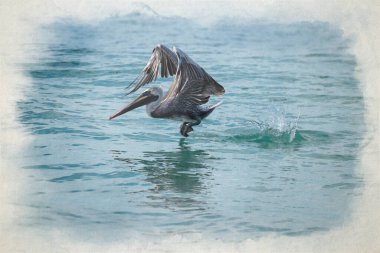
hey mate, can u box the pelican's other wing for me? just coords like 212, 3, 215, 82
166, 47, 225, 100
176, 78, 214, 106
126, 44, 178, 94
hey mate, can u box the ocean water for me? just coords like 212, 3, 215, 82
18, 11, 365, 242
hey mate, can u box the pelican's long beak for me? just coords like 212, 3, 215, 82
109, 92, 158, 120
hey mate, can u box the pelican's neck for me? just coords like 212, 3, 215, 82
146, 87, 164, 116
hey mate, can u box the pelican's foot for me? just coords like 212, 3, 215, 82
180, 122, 193, 137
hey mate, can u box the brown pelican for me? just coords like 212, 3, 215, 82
109, 44, 225, 137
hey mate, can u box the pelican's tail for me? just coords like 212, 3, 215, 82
200, 100, 223, 119
209, 100, 223, 110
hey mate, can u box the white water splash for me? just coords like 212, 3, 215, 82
251, 108, 300, 143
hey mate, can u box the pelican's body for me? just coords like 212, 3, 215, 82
109, 44, 225, 137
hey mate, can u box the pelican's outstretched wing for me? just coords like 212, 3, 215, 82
126, 44, 178, 94
175, 78, 214, 105
166, 47, 225, 105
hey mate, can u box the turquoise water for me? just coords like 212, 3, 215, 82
18, 12, 364, 241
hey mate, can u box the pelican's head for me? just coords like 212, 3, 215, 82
109, 87, 162, 120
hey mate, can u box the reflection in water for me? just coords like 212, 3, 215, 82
112, 139, 218, 212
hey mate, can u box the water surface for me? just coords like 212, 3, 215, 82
18, 12, 364, 241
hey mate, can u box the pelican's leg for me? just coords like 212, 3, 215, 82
180, 122, 190, 137
180, 120, 201, 137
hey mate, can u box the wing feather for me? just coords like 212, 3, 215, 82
165, 47, 225, 105
126, 44, 178, 94
176, 47, 224, 95
176, 78, 213, 106
127, 44, 225, 106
